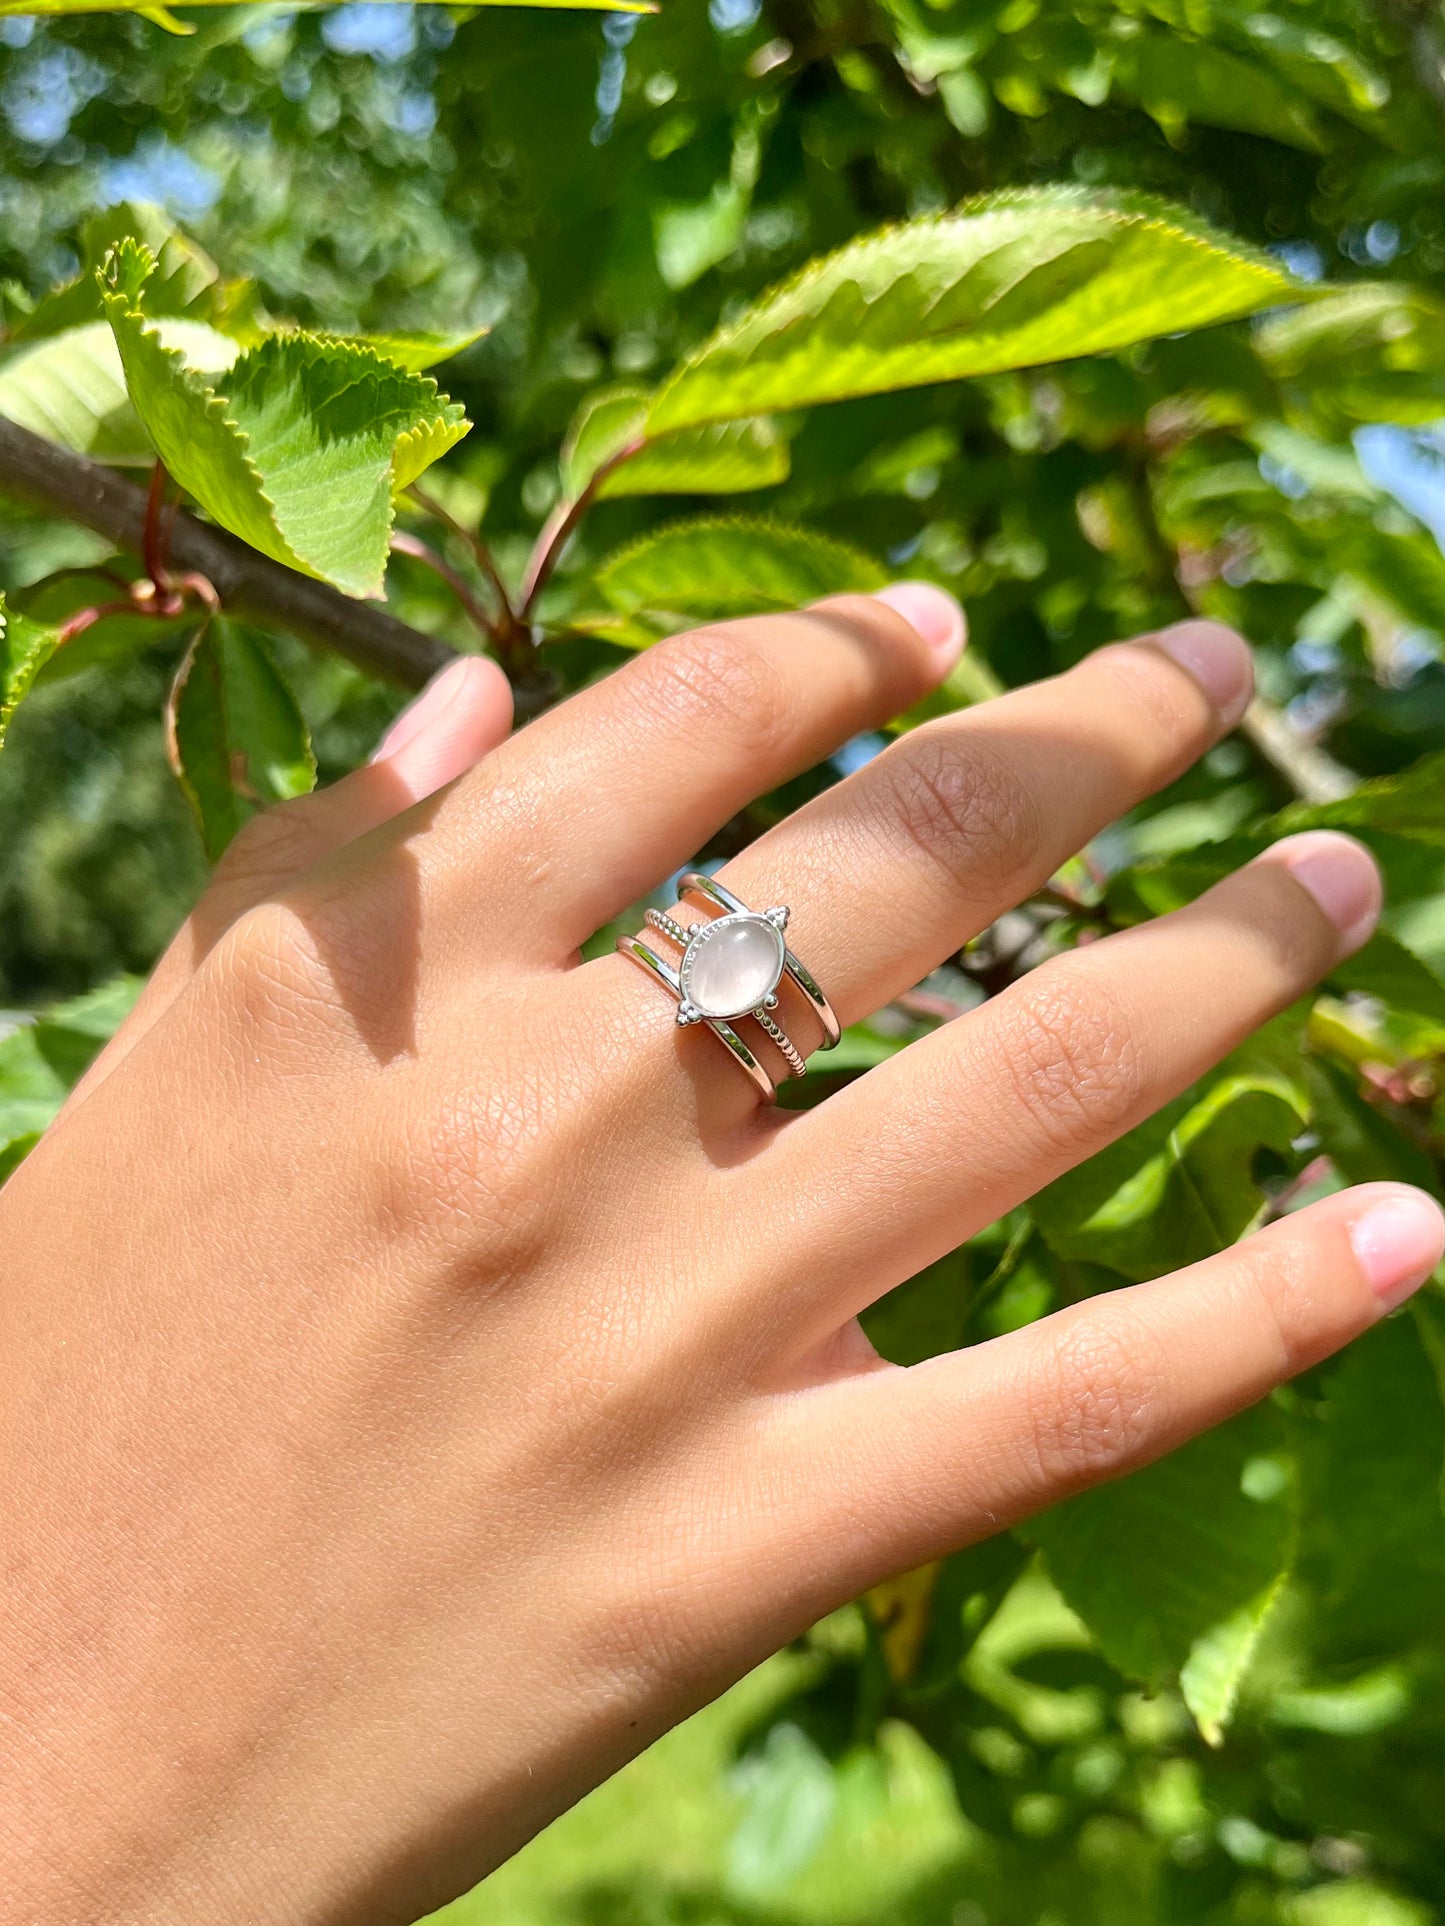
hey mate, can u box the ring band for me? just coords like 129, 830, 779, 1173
617, 876, 837, 1101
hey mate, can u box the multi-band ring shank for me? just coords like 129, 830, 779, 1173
616, 873, 839, 1102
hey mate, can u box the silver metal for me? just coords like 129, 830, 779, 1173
619, 875, 836, 1101
678, 872, 840, 1049
615, 935, 777, 1102
751, 1006, 807, 1078
644, 907, 696, 951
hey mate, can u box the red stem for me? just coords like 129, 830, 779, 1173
390, 530, 498, 642
518, 439, 644, 619
406, 485, 514, 625
56, 599, 141, 646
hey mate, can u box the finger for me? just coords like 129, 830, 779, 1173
708, 619, 1253, 1061
754, 832, 1382, 1344
772, 1182, 1444, 1598
417, 585, 965, 958
64, 654, 512, 1110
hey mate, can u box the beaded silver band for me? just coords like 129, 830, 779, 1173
619, 877, 836, 1101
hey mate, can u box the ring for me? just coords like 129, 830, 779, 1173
616, 874, 839, 1102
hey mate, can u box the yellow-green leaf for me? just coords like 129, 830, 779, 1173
102, 239, 469, 597
648, 187, 1308, 437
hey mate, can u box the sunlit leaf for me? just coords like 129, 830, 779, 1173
589, 517, 886, 641
1179, 1571, 1290, 1745
0, 975, 143, 1150
0, 592, 61, 750
103, 238, 469, 596
314, 326, 487, 373
0, 317, 239, 465
648, 188, 1308, 436
1112, 29, 1324, 150
1023, 1407, 1295, 1736
3, 0, 654, 12
561, 383, 787, 501
2, 202, 229, 343
1259, 283, 1445, 425
1031, 1067, 1307, 1281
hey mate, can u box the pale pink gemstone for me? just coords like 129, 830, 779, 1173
684, 915, 785, 1020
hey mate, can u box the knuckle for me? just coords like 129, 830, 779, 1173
874, 728, 1043, 897
1025, 1307, 1166, 1489
204, 898, 347, 1055
377, 1061, 569, 1263
211, 799, 321, 896
637, 622, 794, 758
995, 964, 1144, 1154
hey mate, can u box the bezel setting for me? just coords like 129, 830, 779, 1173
677, 910, 788, 1023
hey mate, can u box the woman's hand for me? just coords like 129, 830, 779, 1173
1, 588, 1437, 1926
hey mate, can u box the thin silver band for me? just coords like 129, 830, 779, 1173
615, 934, 778, 1102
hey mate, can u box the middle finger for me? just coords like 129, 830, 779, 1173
707, 618, 1252, 1062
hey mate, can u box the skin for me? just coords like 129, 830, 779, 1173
0, 590, 1439, 1926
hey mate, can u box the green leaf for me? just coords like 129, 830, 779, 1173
1023, 1406, 1296, 1735
0, 975, 143, 1151
1179, 1571, 1290, 1745
1283, 748, 1445, 845
1308, 1058, 1439, 1192
0, 317, 239, 465
561, 384, 788, 502
0, 593, 61, 750
1258, 283, 1445, 426
167, 620, 316, 861
1112, 29, 1324, 151
0, 1133, 40, 1185
647, 188, 1307, 436
589, 517, 887, 640
3, 202, 231, 343
725, 1723, 838, 1896
102, 239, 469, 597
1031, 1067, 1307, 1282
1300, 1317, 1445, 1652
1328, 928, 1445, 1027
314, 326, 487, 373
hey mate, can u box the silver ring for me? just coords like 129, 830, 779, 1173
616, 877, 836, 1101
678, 873, 840, 1049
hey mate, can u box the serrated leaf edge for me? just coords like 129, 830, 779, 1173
103, 248, 468, 597
648, 185, 1310, 431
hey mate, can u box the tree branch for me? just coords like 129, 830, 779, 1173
0, 417, 456, 690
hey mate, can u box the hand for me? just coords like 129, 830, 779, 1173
1, 588, 1437, 1926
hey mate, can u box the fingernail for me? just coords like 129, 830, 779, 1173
371, 657, 474, 765
1349, 1188, 1445, 1311
1153, 619, 1254, 726
874, 581, 966, 668
1264, 830, 1383, 954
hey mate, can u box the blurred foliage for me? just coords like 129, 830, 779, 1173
5, 1, 1445, 1922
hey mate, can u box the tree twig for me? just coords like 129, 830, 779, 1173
1239, 697, 1356, 805
519, 440, 642, 618
389, 529, 498, 642
0, 417, 455, 689
406, 483, 514, 625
